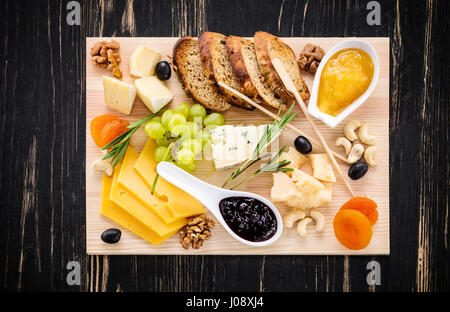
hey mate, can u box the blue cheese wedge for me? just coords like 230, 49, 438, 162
211, 125, 268, 170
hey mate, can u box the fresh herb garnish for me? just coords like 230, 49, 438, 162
102, 113, 157, 167
151, 141, 174, 194
229, 146, 293, 190
222, 104, 297, 188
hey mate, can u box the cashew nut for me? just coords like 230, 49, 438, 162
296, 217, 313, 237
284, 210, 306, 228
344, 120, 361, 142
347, 143, 365, 163
358, 123, 376, 145
364, 146, 377, 167
310, 210, 325, 232
92, 158, 114, 176
335, 137, 352, 156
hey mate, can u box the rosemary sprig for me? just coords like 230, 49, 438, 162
102, 113, 157, 167
151, 141, 174, 194
229, 146, 293, 190
222, 104, 297, 188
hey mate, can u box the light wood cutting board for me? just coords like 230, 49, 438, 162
86, 37, 390, 255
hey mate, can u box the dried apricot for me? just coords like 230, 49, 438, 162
90, 114, 119, 147
340, 196, 378, 225
333, 209, 373, 250
99, 119, 129, 147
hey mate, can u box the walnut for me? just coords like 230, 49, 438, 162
90, 40, 123, 79
299, 43, 325, 74
179, 214, 215, 249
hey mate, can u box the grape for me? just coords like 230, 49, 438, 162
202, 141, 213, 160
174, 103, 190, 118
168, 113, 187, 130
204, 113, 224, 126
181, 139, 202, 155
151, 116, 162, 123
183, 121, 200, 139
161, 109, 174, 128
178, 162, 195, 173
189, 104, 207, 121
156, 136, 170, 147
153, 146, 171, 162
202, 125, 218, 143
176, 148, 195, 165
170, 124, 186, 137
145, 121, 167, 139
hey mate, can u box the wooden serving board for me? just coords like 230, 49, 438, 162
86, 37, 389, 255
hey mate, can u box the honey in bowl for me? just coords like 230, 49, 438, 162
317, 48, 374, 117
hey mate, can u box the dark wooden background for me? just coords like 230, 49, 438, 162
0, 0, 448, 292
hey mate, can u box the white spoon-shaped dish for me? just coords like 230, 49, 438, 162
307, 40, 380, 128
156, 161, 283, 247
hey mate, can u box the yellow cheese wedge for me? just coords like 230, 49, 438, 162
102, 76, 136, 115
135, 76, 172, 113
309, 154, 336, 183
110, 162, 186, 237
134, 139, 205, 219
129, 45, 161, 77
119, 146, 180, 224
100, 174, 174, 245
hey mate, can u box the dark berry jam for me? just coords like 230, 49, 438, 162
219, 196, 277, 242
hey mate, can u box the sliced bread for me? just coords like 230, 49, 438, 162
225, 36, 291, 110
172, 37, 231, 112
254, 31, 310, 101
198, 32, 254, 110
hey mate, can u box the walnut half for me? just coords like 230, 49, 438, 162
299, 43, 325, 74
91, 40, 123, 79
179, 214, 215, 249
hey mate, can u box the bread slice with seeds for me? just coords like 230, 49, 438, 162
198, 32, 254, 110
254, 31, 310, 101
172, 37, 231, 112
225, 36, 291, 110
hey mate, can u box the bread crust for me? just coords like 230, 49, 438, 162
226, 36, 291, 110
225, 36, 259, 99
172, 37, 231, 112
198, 32, 254, 110
254, 31, 310, 101
198, 32, 216, 81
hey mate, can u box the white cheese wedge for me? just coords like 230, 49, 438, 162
309, 154, 336, 183
210, 124, 269, 170
102, 76, 136, 115
129, 45, 161, 77
134, 76, 173, 113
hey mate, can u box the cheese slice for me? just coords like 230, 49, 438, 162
129, 45, 161, 77
135, 76, 173, 113
134, 139, 205, 219
102, 76, 136, 115
119, 147, 182, 223
110, 162, 186, 237
100, 174, 174, 245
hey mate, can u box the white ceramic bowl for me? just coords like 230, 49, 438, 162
307, 40, 380, 128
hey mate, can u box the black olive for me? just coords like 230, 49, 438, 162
101, 228, 122, 244
294, 136, 312, 154
155, 61, 171, 80
348, 161, 369, 180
